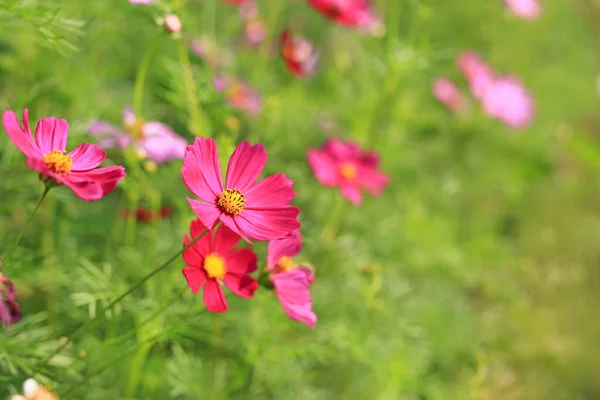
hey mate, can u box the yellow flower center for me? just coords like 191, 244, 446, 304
217, 188, 245, 216
204, 253, 227, 279
273, 256, 297, 274
43, 150, 73, 174
125, 117, 146, 139
339, 163, 357, 180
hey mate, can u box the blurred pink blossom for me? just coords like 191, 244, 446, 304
481, 76, 535, 130
129, 0, 154, 4
307, 0, 384, 35
432, 78, 468, 113
456, 51, 494, 100
504, 0, 541, 20
213, 74, 262, 116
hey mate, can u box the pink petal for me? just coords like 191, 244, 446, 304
225, 142, 267, 192
2, 109, 41, 159
69, 143, 106, 171
360, 151, 380, 168
236, 207, 301, 242
25, 157, 68, 185
356, 168, 390, 197
67, 166, 126, 200
244, 173, 296, 208
182, 137, 223, 201
225, 247, 258, 275
223, 273, 258, 298
323, 138, 360, 162
35, 117, 69, 154
272, 268, 317, 328
340, 182, 363, 205
218, 214, 253, 245
182, 267, 207, 294
187, 198, 221, 230
203, 279, 228, 312
267, 230, 302, 270
307, 149, 339, 187
141, 122, 188, 163
213, 223, 242, 255
88, 121, 130, 150
61, 174, 104, 201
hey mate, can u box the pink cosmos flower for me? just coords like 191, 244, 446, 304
456, 51, 494, 100
307, 138, 390, 205
0, 271, 21, 328
504, 0, 541, 20
213, 74, 262, 116
245, 19, 267, 45
432, 78, 468, 113
267, 230, 317, 328
481, 76, 535, 130
129, 0, 154, 4
280, 30, 320, 78
3, 109, 126, 201
182, 137, 301, 243
307, 0, 383, 33
182, 219, 258, 312
189, 36, 233, 69
88, 107, 188, 164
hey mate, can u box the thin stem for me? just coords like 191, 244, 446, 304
320, 193, 347, 247
177, 37, 204, 136
132, 33, 160, 116
36, 228, 209, 372
1, 187, 50, 267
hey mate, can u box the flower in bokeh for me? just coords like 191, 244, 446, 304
307, 0, 384, 35
280, 29, 320, 78
307, 138, 390, 205
244, 18, 267, 45
456, 51, 494, 100
164, 14, 182, 34
504, 0, 541, 20
88, 107, 188, 164
189, 36, 233, 69
182, 137, 301, 243
129, 0, 154, 4
432, 78, 468, 113
120, 205, 173, 223
10, 378, 57, 400
182, 219, 258, 312
267, 230, 317, 328
213, 74, 262, 116
481, 76, 535, 129
3, 109, 126, 201
0, 269, 21, 328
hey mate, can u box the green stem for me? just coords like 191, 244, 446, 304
320, 193, 347, 246
177, 37, 204, 136
1, 187, 50, 267
36, 228, 209, 373
132, 33, 160, 116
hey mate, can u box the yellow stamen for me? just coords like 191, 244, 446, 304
43, 150, 73, 174
204, 253, 226, 279
339, 163, 356, 180
217, 188, 245, 216
273, 256, 297, 274
125, 117, 146, 139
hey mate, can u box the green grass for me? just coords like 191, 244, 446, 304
1, 0, 599, 398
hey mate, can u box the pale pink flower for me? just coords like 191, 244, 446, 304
88, 107, 188, 164
267, 230, 317, 328
432, 78, 468, 113
307, 138, 390, 205
456, 51, 494, 100
481, 76, 535, 130
164, 14, 182, 34
505, 0, 541, 20
189, 36, 233, 69
213, 74, 262, 116
129, 0, 154, 4
280, 29, 320, 78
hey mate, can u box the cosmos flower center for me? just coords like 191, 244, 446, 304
125, 117, 146, 139
43, 150, 73, 174
217, 188, 246, 216
339, 163, 357, 180
203, 253, 226, 279
274, 256, 297, 274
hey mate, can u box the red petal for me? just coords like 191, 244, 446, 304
223, 274, 258, 298
213, 223, 242, 255
203, 279, 228, 312
225, 247, 258, 275
182, 267, 207, 294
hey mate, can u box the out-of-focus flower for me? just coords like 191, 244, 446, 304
307, 0, 384, 34
307, 138, 390, 205
456, 51, 494, 100
189, 36, 233, 69
267, 230, 317, 328
164, 14, 182, 34
182, 219, 258, 312
0, 268, 21, 329
182, 137, 301, 243
129, 0, 154, 4
213, 74, 262, 116
245, 18, 267, 45
3, 109, 126, 201
120, 205, 173, 223
10, 378, 58, 400
88, 107, 188, 164
280, 30, 320, 77
481, 76, 535, 129
504, 0, 541, 20
432, 78, 468, 113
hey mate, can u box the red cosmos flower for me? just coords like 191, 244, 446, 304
182, 219, 258, 312
280, 30, 320, 78
307, 138, 389, 205
307, 0, 382, 32
182, 137, 301, 243
3, 109, 126, 201
120, 205, 173, 223
267, 230, 317, 328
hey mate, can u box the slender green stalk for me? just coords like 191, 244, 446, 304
1, 187, 50, 267
36, 228, 209, 372
320, 193, 348, 246
177, 37, 204, 136
132, 33, 160, 116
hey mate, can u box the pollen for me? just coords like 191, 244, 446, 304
273, 256, 297, 274
217, 188, 245, 216
43, 150, 73, 174
339, 163, 357, 180
203, 253, 227, 280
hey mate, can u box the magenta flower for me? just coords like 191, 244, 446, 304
88, 107, 188, 164
182, 219, 258, 312
267, 230, 317, 328
481, 76, 535, 130
182, 137, 301, 243
456, 51, 494, 100
3, 109, 126, 201
505, 0, 541, 20
213, 74, 262, 116
432, 78, 468, 113
307, 138, 390, 205
280, 29, 320, 78
0, 272, 21, 328
307, 0, 383, 34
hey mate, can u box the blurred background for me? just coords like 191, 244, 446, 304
1, 0, 600, 398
